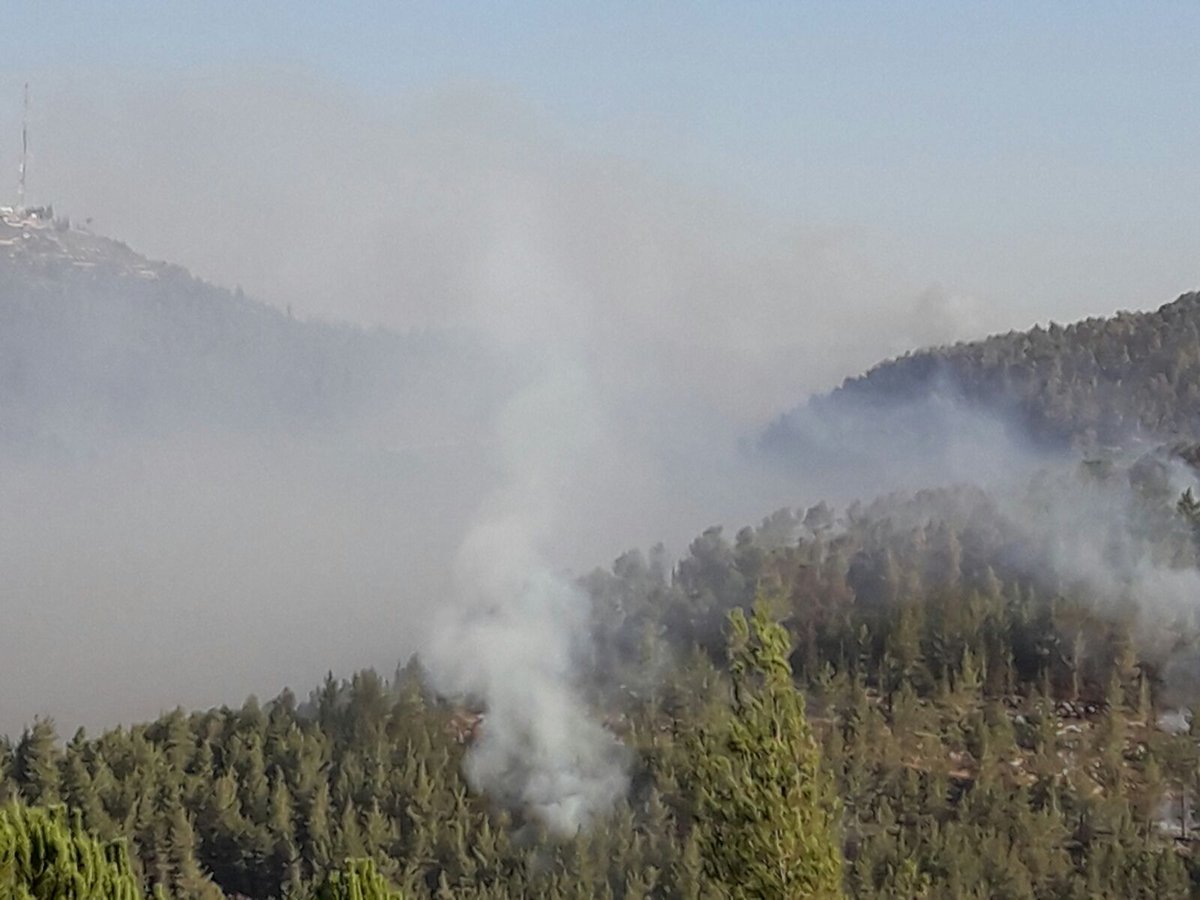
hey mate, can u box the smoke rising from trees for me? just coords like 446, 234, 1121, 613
0, 69, 994, 738
1, 67, 1198, 766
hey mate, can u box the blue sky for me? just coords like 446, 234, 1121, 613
7, 2, 1200, 327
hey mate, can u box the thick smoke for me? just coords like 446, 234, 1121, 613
420, 192, 632, 832
1, 69, 1005, 425
0, 431, 491, 737
767, 362, 1200, 706
428, 359, 628, 833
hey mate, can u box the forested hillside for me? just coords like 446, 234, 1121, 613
765, 292, 1200, 461
6, 448, 1200, 897
6, 221, 1200, 896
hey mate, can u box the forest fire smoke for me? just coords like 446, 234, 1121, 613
433, 560, 629, 835
426, 336, 628, 833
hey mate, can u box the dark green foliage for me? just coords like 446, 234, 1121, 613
586, 472, 1200, 898
14, 720, 60, 808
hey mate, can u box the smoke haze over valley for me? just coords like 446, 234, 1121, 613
0, 69, 1049, 737
1, 63, 1198, 743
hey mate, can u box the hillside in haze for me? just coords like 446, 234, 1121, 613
0, 215, 516, 739
764, 292, 1200, 476
11, 5, 1200, 896
0, 212, 498, 457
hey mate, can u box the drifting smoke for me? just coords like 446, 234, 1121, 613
423, 191, 632, 831
1004, 453, 1200, 701
434, 558, 629, 835
2, 67, 1193, 766
427, 362, 630, 832
3, 68, 1006, 426
767, 363, 1200, 706
762, 378, 1051, 506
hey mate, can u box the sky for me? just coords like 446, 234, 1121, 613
3, 2, 1199, 335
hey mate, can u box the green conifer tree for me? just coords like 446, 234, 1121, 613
689, 603, 844, 898
315, 857, 403, 899
14, 720, 61, 808
0, 802, 143, 899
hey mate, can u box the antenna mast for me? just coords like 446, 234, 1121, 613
17, 82, 28, 211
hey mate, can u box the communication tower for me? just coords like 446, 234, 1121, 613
17, 82, 28, 211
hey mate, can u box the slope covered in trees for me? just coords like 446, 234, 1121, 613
0, 610, 844, 899
6, 449, 1200, 897
764, 291, 1200, 464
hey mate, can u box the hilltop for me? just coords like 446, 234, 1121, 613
0, 212, 495, 456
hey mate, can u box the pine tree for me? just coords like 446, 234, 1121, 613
62, 732, 116, 842
14, 719, 61, 807
315, 856, 403, 899
164, 797, 223, 899
689, 603, 844, 898
0, 802, 143, 899
305, 780, 335, 878
672, 826, 716, 899
0, 737, 14, 806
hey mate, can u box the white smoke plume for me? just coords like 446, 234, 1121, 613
432, 507, 631, 834
423, 198, 628, 833
427, 363, 630, 834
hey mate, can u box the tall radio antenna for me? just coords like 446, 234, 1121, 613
17, 82, 28, 210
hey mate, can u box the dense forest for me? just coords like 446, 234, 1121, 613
6, 444, 1200, 897
765, 292, 1200, 461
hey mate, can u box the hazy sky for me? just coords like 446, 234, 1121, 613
5, 2, 1198, 331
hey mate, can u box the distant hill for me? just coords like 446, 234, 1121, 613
0, 213, 495, 457
763, 291, 1200, 471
